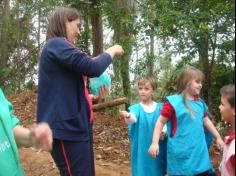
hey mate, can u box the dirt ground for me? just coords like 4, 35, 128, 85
8, 89, 222, 176
19, 148, 130, 176
19, 114, 222, 176
19, 113, 131, 176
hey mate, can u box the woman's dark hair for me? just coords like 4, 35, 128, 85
46, 7, 80, 41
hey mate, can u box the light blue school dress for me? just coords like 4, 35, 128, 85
166, 95, 213, 175
128, 102, 167, 176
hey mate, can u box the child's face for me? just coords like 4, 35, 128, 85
138, 82, 154, 103
219, 95, 235, 124
188, 79, 202, 96
66, 18, 81, 44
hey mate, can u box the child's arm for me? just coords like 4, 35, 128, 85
149, 115, 168, 158
13, 122, 52, 152
203, 117, 224, 149
120, 111, 137, 124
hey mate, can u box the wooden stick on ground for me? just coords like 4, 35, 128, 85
92, 97, 129, 112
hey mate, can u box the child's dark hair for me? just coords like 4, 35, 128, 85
220, 84, 235, 107
138, 76, 157, 90
46, 7, 80, 41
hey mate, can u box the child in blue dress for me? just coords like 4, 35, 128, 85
120, 77, 167, 176
149, 67, 224, 175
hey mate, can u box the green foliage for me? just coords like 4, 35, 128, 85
25, 80, 35, 90
0, 0, 234, 120
0, 65, 12, 88
0, 0, 64, 92
147, 0, 234, 111
210, 63, 235, 121
158, 56, 195, 100
150, 0, 235, 55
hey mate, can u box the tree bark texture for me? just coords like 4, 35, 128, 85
91, 0, 103, 56
93, 97, 129, 111
0, 0, 10, 68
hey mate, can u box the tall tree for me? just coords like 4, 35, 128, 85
138, 1, 158, 77
64, 0, 93, 54
91, 0, 103, 56
0, 0, 10, 68
0, 0, 64, 92
151, 0, 235, 108
104, 0, 135, 100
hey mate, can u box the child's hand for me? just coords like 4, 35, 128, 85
31, 123, 53, 152
120, 111, 129, 120
216, 137, 225, 151
148, 143, 159, 158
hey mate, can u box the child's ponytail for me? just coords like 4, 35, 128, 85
183, 94, 195, 118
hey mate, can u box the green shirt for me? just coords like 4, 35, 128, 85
0, 88, 25, 176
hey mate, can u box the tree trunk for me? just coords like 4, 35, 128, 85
16, 0, 21, 90
0, 0, 10, 68
199, 36, 212, 106
197, 0, 213, 108
121, 50, 131, 99
37, 7, 41, 57
91, 0, 103, 56
148, 35, 155, 77
114, 0, 134, 101
84, 15, 91, 54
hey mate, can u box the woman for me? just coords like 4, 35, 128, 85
37, 7, 124, 176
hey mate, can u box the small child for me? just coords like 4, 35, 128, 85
120, 77, 167, 176
219, 84, 235, 176
0, 88, 52, 176
149, 67, 224, 175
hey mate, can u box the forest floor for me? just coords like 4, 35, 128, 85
8, 88, 222, 176
19, 113, 131, 176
